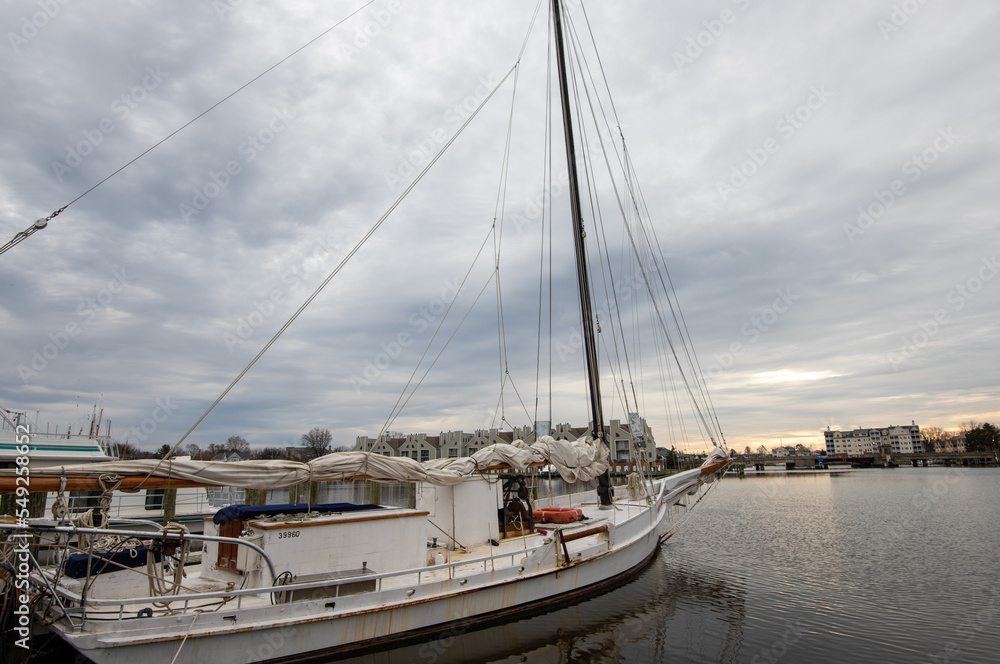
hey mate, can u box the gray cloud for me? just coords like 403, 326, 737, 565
2, 0, 998, 454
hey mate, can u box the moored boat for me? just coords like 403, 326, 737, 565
1, 1, 732, 660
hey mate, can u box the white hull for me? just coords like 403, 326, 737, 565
76, 531, 657, 664
46, 473, 718, 664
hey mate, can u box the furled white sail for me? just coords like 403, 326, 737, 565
5, 436, 614, 489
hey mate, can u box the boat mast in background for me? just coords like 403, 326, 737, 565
551, 0, 613, 508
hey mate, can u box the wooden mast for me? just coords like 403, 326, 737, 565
551, 0, 613, 507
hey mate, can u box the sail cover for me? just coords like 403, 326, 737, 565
6, 436, 612, 489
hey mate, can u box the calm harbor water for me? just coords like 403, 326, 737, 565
37, 468, 999, 663
329, 467, 1000, 664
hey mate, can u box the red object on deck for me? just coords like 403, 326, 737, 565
532, 507, 584, 523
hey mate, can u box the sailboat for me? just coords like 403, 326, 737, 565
0, 2, 730, 662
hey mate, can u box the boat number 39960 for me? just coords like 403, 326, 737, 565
278, 530, 300, 539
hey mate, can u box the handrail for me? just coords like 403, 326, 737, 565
41, 542, 552, 608
0, 522, 277, 584
3, 510, 624, 616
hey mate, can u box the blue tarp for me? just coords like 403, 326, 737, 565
63, 546, 157, 579
212, 502, 384, 525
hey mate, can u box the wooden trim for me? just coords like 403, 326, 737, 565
561, 524, 608, 543
0, 476, 218, 494
250, 510, 429, 530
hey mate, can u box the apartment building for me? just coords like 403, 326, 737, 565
356, 418, 656, 463
824, 422, 921, 456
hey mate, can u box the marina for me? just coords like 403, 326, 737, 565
0, 1, 737, 659
2, 0, 997, 662
16, 467, 999, 663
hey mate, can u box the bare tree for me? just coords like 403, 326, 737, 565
301, 428, 333, 460
117, 440, 152, 460
251, 446, 289, 460
921, 426, 948, 453
226, 435, 250, 454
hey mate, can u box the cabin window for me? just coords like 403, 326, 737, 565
67, 491, 103, 512
145, 488, 165, 510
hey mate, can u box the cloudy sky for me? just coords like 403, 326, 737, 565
2, 0, 997, 456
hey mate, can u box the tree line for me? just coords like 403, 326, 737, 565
961, 421, 999, 453
118, 427, 351, 461
922, 421, 999, 453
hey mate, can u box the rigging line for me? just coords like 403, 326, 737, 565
492, 63, 522, 427
565, 20, 638, 420
648, 291, 690, 449
626, 173, 707, 407
8, 1, 373, 254
382, 272, 497, 433
493, 0, 543, 427
576, 1, 622, 130
504, 370, 534, 426
627, 159, 724, 441
558, 45, 718, 446
605, 123, 719, 442
378, 224, 497, 439
560, 18, 607, 421
141, 63, 519, 485
489, 371, 532, 430
564, 8, 628, 192
534, 14, 556, 431
489, 390, 504, 430
519, 0, 547, 62
567, 19, 614, 426
621, 161, 644, 419
566, 13, 671, 441
623, 163, 723, 444
546, 27, 555, 432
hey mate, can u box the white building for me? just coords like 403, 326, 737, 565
824, 422, 921, 456
356, 419, 656, 464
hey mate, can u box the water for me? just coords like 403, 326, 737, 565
33, 468, 1000, 663
331, 467, 1000, 664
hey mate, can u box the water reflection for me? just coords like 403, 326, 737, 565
331, 551, 747, 664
